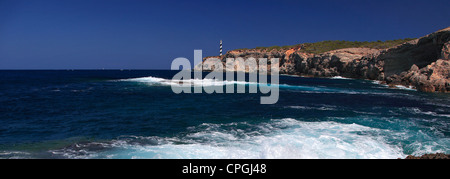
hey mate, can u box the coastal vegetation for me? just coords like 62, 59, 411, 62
238, 38, 416, 54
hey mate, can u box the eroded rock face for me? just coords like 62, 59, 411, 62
442, 41, 450, 60
379, 27, 450, 77
197, 27, 450, 92
284, 48, 381, 78
392, 59, 450, 92
384, 28, 450, 92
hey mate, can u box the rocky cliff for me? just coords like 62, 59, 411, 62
196, 27, 450, 92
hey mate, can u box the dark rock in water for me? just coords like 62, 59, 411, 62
405, 153, 450, 159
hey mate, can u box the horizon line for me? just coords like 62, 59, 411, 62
0, 69, 174, 71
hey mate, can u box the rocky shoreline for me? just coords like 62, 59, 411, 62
404, 153, 450, 159
196, 27, 450, 93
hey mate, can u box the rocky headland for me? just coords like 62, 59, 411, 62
196, 27, 450, 93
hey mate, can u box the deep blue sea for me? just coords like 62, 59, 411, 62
0, 70, 449, 159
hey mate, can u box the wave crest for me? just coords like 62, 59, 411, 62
48, 119, 407, 159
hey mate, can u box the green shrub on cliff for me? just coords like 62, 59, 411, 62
298, 38, 415, 54
235, 38, 415, 54
241, 38, 414, 54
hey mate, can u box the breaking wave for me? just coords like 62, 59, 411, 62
47, 118, 411, 159
119, 76, 258, 87
330, 76, 352, 80
118, 76, 418, 98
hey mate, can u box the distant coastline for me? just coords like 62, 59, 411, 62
198, 27, 450, 93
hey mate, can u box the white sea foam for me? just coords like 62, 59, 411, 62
372, 80, 382, 85
406, 107, 450, 118
280, 74, 301, 78
119, 76, 406, 97
370, 82, 417, 91
330, 76, 352, 80
371, 80, 389, 87
47, 117, 450, 159
120, 76, 259, 87
77, 118, 407, 159
394, 85, 416, 91
0, 151, 31, 159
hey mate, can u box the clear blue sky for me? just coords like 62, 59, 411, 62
0, 0, 449, 69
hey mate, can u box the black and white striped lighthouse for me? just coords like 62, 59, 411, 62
220, 40, 223, 56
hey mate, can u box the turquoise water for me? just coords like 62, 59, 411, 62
0, 70, 449, 159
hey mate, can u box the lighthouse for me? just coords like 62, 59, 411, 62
220, 40, 223, 56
